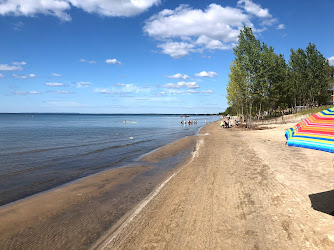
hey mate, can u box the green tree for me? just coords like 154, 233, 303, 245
305, 43, 330, 106
288, 44, 331, 109
288, 48, 308, 109
258, 44, 287, 117
226, 60, 247, 118
233, 27, 262, 124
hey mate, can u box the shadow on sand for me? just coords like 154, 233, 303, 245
309, 189, 334, 216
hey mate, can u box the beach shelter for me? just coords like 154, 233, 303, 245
285, 107, 334, 153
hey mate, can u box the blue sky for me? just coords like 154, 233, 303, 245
1, 0, 334, 114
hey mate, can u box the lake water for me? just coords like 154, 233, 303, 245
0, 113, 218, 206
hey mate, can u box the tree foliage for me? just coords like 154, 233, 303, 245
226, 27, 331, 123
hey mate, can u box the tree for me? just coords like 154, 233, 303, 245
288, 48, 308, 109
305, 43, 331, 106
233, 27, 262, 124
288, 44, 331, 108
226, 27, 331, 124
226, 60, 247, 118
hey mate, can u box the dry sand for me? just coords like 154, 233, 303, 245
95, 121, 334, 249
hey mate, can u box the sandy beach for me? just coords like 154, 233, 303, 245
95, 121, 334, 249
0, 136, 196, 249
1, 120, 334, 249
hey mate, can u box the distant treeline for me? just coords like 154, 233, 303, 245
225, 27, 334, 123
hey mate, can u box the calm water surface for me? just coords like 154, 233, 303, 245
0, 114, 218, 206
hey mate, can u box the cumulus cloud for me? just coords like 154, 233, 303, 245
105, 58, 122, 64
51, 73, 62, 76
45, 82, 64, 86
158, 42, 196, 58
197, 38, 233, 50
164, 81, 199, 89
15, 91, 40, 95
328, 56, 334, 66
0, 0, 71, 21
79, 59, 96, 64
144, 1, 279, 57
164, 73, 189, 79
13, 73, 36, 79
237, 0, 271, 18
195, 71, 218, 77
145, 4, 249, 41
0, 64, 23, 71
0, 0, 160, 21
68, 0, 160, 18
77, 82, 91, 88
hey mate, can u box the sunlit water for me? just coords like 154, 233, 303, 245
0, 113, 218, 205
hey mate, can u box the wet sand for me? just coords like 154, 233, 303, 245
96, 121, 334, 249
0, 136, 196, 249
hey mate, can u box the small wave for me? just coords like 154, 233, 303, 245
79, 139, 153, 156
0, 138, 139, 157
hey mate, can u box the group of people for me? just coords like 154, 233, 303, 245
181, 119, 197, 125
220, 115, 240, 128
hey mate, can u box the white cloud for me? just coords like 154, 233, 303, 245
277, 24, 285, 30
195, 71, 218, 77
201, 90, 214, 94
45, 82, 64, 86
237, 0, 271, 18
68, 0, 160, 17
164, 73, 189, 79
105, 58, 122, 64
0, 0, 71, 21
0, 0, 160, 21
0, 73, 4, 78
12, 61, 27, 66
13, 73, 36, 79
51, 73, 62, 76
77, 82, 91, 88
47, 90, 71, 94
79, 59, 96, 63
158, 42, 196, 58
0, 64, 23, 71
164, 81, 199, 89
186, 89, 214, 94
144, 3, 248, 57
144, 2, 279, 57
15, 91, 40, 95
167, 89, 214, 94
204, 39, 233, 50
94, 83, 150, 95
94, 88, 111, 94
145, 4, 250, 41
329, 56, 334, 66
